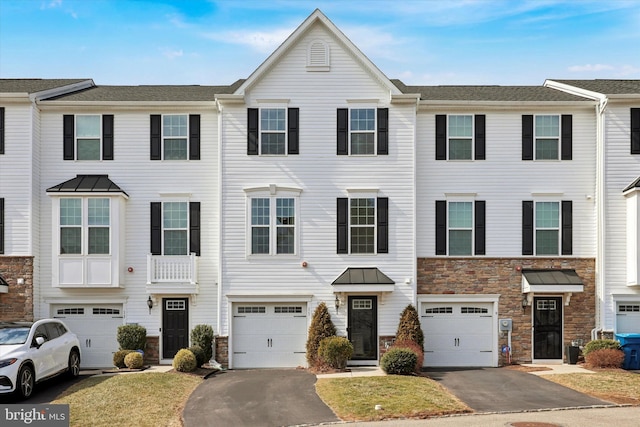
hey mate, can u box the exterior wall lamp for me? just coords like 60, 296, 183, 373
522, 295, 529, 311
334, 294, 341, 312
147, 296, 154, 314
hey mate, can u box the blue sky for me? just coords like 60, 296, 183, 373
1, 0, 639, 86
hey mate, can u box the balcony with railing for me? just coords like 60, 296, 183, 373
146, 253, 198, 294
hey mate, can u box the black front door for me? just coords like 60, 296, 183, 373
533, 296, 563, 359
348, 296, 377, 360
162, 298, 188, 359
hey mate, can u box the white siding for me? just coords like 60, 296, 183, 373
220, 23, 416, 339
417, 108, 597, 258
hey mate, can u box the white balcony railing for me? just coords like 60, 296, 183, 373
147, 253, 197, 285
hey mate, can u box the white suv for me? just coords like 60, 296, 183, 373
0, 319, 81, 399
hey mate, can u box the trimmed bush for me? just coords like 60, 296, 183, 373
190, 325, 214, 363
117, 324, 147, 350
395, 305, 424, 348
124, 351, 144, 369
187, 345, 206, 368
392, 340, 424, 373
317, 336, 353, 369
585, 348, 625, 368
113, 350, 136, 368
173, 349, 197, 372
380, 347, 418, 375
583, 339, 621, 356
306, 302, 337, 367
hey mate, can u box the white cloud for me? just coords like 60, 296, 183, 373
568, 64, 614, 72
40, 0, 62, 9
161, 48, 184, 60
202, 27, 294, 53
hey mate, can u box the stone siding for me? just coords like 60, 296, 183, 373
145, 336, 160, 365
215, 336, 229, 367
417, 257, 596, 365
0, 256, 34, 321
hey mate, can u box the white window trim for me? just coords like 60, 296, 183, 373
447, 200, 474, 256
349, 196, 377, 255
534, 114, 561, 161
161, 114, 189, 161
57, 197, 112, 256
347, 105, 377, 156
244, 185, 302, 257
534, 200, 561, 256
447, 114, 474, 161
75, 114, 102, 161
256, 104, 289, 156
161, 200, 190, 256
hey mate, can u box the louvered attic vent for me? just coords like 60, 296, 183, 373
307, 40, 330, 71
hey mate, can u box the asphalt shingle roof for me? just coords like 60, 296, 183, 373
0, 79, 91, 94
391, 79, 591, 102
551, 80, 640, 95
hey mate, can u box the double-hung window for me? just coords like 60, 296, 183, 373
150, 201, 201, 256
247, 108, 299, 155
435, 114, 485, 160
435, 200, 486, 255
250, 197, 296, 255
522, 200, 572, 255
63, 114, 114, 160
522, 115, 572, 160
337, 108, 388, 155
337, 195, 388, 254
60, 198, 110, 255
150, 114, 200, 160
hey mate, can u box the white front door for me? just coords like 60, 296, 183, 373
52, 304, 123, 368
421, 301, 495, 367
232, 303, 307, 368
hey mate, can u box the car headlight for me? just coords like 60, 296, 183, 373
0, 359, 18, 369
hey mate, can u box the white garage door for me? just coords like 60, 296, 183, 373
421, 302, 495, 367
52, 304, 123, 368
617, 303, 640, 333
232, 303, 307, 368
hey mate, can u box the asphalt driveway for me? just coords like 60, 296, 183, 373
425, 367, 611, 412
182, 369, 339, 427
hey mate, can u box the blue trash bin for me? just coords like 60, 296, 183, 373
615, 333, 640, 370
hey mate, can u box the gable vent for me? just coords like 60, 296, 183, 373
307, 40, 330, 71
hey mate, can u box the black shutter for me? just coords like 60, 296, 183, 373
561, 200, 573, 255
632, 108, 640, 154
63, 115, 75, 160
189, 202, 201, 256
522, 201, 534, 255
150, 202, 162, 255
474, 200, 486, 255
435, 115, 446, 160
475, 115, 486, 160
337, 109, 348, 155
435, 200, 446, 255
522, 115, 533, 161
561, 114, 572, 160
0, 107, 4, 154
247, 108, 259, 155
377, 197, 388, 253
102, 115, 114, 160
189, 114, 200, 160
337, 198, 348, 253
0, 198, 4, 254
377, 108, 388, 155
288, 108, 299, 155
150, 115, 161, 160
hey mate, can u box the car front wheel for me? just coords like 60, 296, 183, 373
17, 365, 34, 399
68, 350, 80, 378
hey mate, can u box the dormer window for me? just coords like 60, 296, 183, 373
307, 40, 330, 71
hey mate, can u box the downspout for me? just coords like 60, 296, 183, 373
215, 99, 224, 359
594, 95, 608, 339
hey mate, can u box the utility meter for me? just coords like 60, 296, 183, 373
499, 318, 512, 332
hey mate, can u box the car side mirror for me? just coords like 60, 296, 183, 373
35, 336, 45, 348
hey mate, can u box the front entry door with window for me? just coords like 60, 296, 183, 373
162, 298, 188, 359
348, 296, 377, 360
533, 297, 562, 359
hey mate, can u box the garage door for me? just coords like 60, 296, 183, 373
421, 302, 495, 367
232, 303, 307, 368
52, 304, 123, 368
617, 303, 640, 333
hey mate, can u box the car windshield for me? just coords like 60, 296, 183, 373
0, 327, 31, 345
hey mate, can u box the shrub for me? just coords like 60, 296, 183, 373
173, 349, 197, 372
395, 305, 424, 348
585, 348, 625, 368
583, 339, 621, 356
113, 350, 135, 368
187, 345, 206, 368
392, 340, 424, 373
306, 302, 336, 367
190, 324, 214, 363
317, 336, 353, 369
124, 351, 144, 369
380, 347, 418, 375
117, 324, 147, 350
